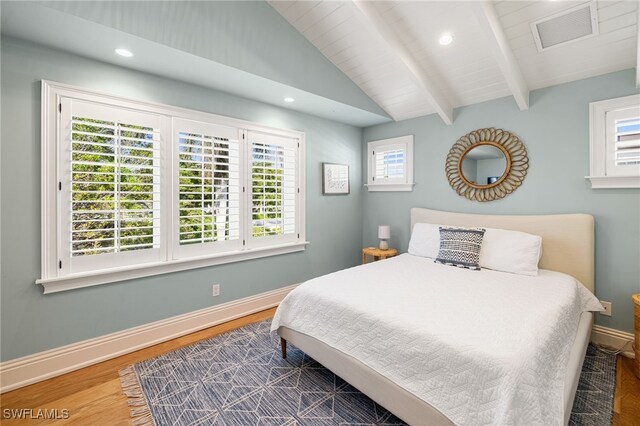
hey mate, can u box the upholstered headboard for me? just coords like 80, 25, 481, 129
410, 207, 595, 293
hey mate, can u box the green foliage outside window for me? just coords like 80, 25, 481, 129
178, 134, 234, 245
71, 117, 156, 256
251, 158, 283, 237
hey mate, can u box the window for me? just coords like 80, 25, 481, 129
40, 82, 306, 293
366, 135, 414, 191
587, 94, 640, 188
607, 111, 640, 173
248, 132, 298, 246
173, 119, 241, 258
61, 100, 164, 276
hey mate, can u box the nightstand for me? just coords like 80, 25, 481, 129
362, 247, 398, 264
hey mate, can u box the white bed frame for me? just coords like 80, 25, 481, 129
277, 207, 595, 425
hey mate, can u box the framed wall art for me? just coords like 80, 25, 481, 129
322, 163, 349, 195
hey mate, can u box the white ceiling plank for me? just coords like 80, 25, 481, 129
598, 1, 637, 22
637, 3, 640, 88
295, 2, 343, 34
305, 9, 351, 43
349, 0, 453, 125
504, 22, 534, 40
529, 56, 636, 90
599, 12, 637, 34
269, 1, 635, 123
280, 1, 321, 23
494, 1, 535, 18
419, 57, 499, 79
459, 89, 514, 107
313, 18, 356, 50
472, 1, 529, 110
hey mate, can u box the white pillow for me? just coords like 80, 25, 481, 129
480, 227, 542, 276
408, 222, 543, 276
408, 223, 440, 259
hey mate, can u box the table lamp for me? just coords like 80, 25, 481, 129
378, 225, 390, 250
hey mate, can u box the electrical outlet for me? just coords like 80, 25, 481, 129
600, 300, 611, 317
212, 284, 220, 297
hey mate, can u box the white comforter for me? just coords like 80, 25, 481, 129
271, 254, 603, 426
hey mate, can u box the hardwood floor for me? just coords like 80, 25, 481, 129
0, 308, 276, 425
613, 355, 640, 426
1, 307, 639, 425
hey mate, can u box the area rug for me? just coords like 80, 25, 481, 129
568, 344, 617, 426
120, 319, 616, 426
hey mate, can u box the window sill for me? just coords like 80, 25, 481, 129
365, 183, 415, 192
585, 175, 640, 189
37, 241, 309, 294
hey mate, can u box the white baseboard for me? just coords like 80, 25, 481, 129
590, 324, 635, 358
0, 284, 297, 393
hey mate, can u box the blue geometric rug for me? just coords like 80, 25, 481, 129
568, 344, 617, 426
120, 319, 616, 426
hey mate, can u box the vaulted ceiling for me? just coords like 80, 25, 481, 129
269, 0, 639, 124
1, 1, 637, 127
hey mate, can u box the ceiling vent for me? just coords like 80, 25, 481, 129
530, 1, 599, 52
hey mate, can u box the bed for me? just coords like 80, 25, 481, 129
271, 208, 602, 425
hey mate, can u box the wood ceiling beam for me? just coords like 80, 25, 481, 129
472, 1, 529, 110
350, 0, 454, 125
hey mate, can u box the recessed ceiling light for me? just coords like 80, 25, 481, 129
115, 48, 134, 58
439, 33, 454, 46
284, 97, 295, 103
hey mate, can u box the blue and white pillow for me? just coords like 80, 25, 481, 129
435, 227, 486, 270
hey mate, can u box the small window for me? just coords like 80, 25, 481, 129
607, 111, 640, 173
41, 81, 306, 293
587, 94, 640, 188
366, 135, 414, 191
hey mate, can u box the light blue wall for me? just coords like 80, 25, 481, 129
0, 37, 363, 361
362, 69, 640, 333
39, 0, 387, 118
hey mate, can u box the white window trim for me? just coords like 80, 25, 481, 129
37, 242, 309, 294
586, 94, 640, 189
39, 80, 307, 293
365, 135, 415, 192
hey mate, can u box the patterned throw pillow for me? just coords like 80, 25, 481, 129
435, 227, 486, 270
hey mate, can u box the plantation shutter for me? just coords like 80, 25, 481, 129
368, 140, 408, 185
173, 118, 241, 257
606, 107, 640, 176
366, 135, 414, 192
374, 148, 405, 181
248, 131, 298, 246
60, 98, 164, 274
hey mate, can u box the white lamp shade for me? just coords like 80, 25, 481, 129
378, 225, 391, 239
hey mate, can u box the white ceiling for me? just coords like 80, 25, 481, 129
269, 0, 639, 123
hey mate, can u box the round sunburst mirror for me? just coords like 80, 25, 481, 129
445, 128, 528, 202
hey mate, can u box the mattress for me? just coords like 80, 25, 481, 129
271, 254, 603, 426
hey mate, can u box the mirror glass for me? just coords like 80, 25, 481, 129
460, 144, 507, 186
